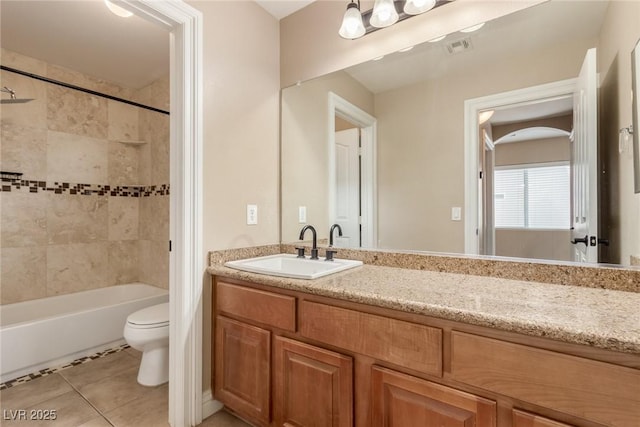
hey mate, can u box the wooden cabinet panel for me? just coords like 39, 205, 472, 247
371, 366, 496, 427
214, 316, 271, 426
513, 410, 575, 427
217, 281, 296, 331
451, 331, 640, 427
300, 301, 442, 376
274, 336, 353, 427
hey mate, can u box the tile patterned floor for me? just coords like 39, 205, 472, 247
0, 348, 250, 427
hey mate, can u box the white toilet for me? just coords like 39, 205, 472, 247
123, 302, 170, 386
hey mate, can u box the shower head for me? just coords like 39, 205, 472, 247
1, 86, 34, 104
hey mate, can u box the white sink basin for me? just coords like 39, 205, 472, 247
225, 254, 363, 280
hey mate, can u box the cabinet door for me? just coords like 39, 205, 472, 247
215, 316, 270, 426
513, 410, 575, 427
274, 336, 353, 427
371, 366, 496, 427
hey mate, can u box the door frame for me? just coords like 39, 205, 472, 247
328, 92, 377, 248
121, 1, 207, 426
464, 78, 577, 254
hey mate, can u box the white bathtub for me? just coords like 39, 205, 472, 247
0, 283, 169, 383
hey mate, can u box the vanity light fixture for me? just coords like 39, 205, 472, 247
339, 1, 366, 39
339, 0, 451, 40
104, 0, 133, 18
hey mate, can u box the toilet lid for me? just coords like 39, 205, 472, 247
127, 303, 169, 327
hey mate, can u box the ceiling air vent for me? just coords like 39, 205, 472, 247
445, 37, 473, 55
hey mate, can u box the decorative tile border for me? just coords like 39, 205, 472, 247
0, 343, 131, 390
0, 178, 169, 197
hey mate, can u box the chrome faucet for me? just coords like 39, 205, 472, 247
299, 225, 318, 260
329, 224, 343, 247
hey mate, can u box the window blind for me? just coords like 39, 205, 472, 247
494, 163, 570, 229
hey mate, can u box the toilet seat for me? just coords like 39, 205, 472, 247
126, 302, 169, 329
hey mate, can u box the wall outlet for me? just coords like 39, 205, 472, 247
247, 204, 258, 225
298, 206, 307, 223
451, 207, 462, 221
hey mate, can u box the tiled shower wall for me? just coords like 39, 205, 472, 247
0, 48, 169, 304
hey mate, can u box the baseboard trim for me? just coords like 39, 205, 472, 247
202, 389, 223, 420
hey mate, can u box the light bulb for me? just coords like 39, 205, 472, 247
404, 0, 436, 15
339, 2, 366, 39
104, 0, 133, 18
370, 0, 399, 28
478, 110, 495, 125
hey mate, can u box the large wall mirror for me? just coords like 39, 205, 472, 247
634, 37, 640, 194
281, 0, 640, 267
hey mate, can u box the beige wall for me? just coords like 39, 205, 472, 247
280, 0, 545, 87
597, 0, 640, 265
281, 70, 374, 243
494, 136, 570, 166
0, 49, 169, 305
186, 0, 280, 395
335, 116, 356, 131
495, 229, 572, 261
372, 37, 593, 253
192, 0, 280, 252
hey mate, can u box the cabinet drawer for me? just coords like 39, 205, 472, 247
512, 409, 575, 427
217, 281, 296, 331
300, 300, 442, 376
451, 332, 640, 427
371, 366, 496, 427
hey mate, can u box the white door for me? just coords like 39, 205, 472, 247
334, 128, 360, 247
571, 48, 598, 263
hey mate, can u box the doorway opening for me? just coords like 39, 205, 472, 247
122, 1, 205, 426
466, 49, 601, 264
480, 97, 573, 262
464, 78, 579, 258
328, 92, 377, 248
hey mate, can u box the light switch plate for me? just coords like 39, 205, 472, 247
247, 204, 258, 225
299, 206, 307, 223
451, 207, 462, 221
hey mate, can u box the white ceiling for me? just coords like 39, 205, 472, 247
490, 96, 574, 126
0, 0, 608, 98
345, 1, 609, 94
1, 0, 169, 89
255, 0, 315, 20
0, 0, 314, 89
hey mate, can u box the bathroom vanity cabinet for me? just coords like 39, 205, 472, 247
211, 276, 640, 427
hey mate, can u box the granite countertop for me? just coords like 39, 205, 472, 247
208, 262, 640, 354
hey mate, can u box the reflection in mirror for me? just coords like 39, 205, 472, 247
281, 0, 640, 266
